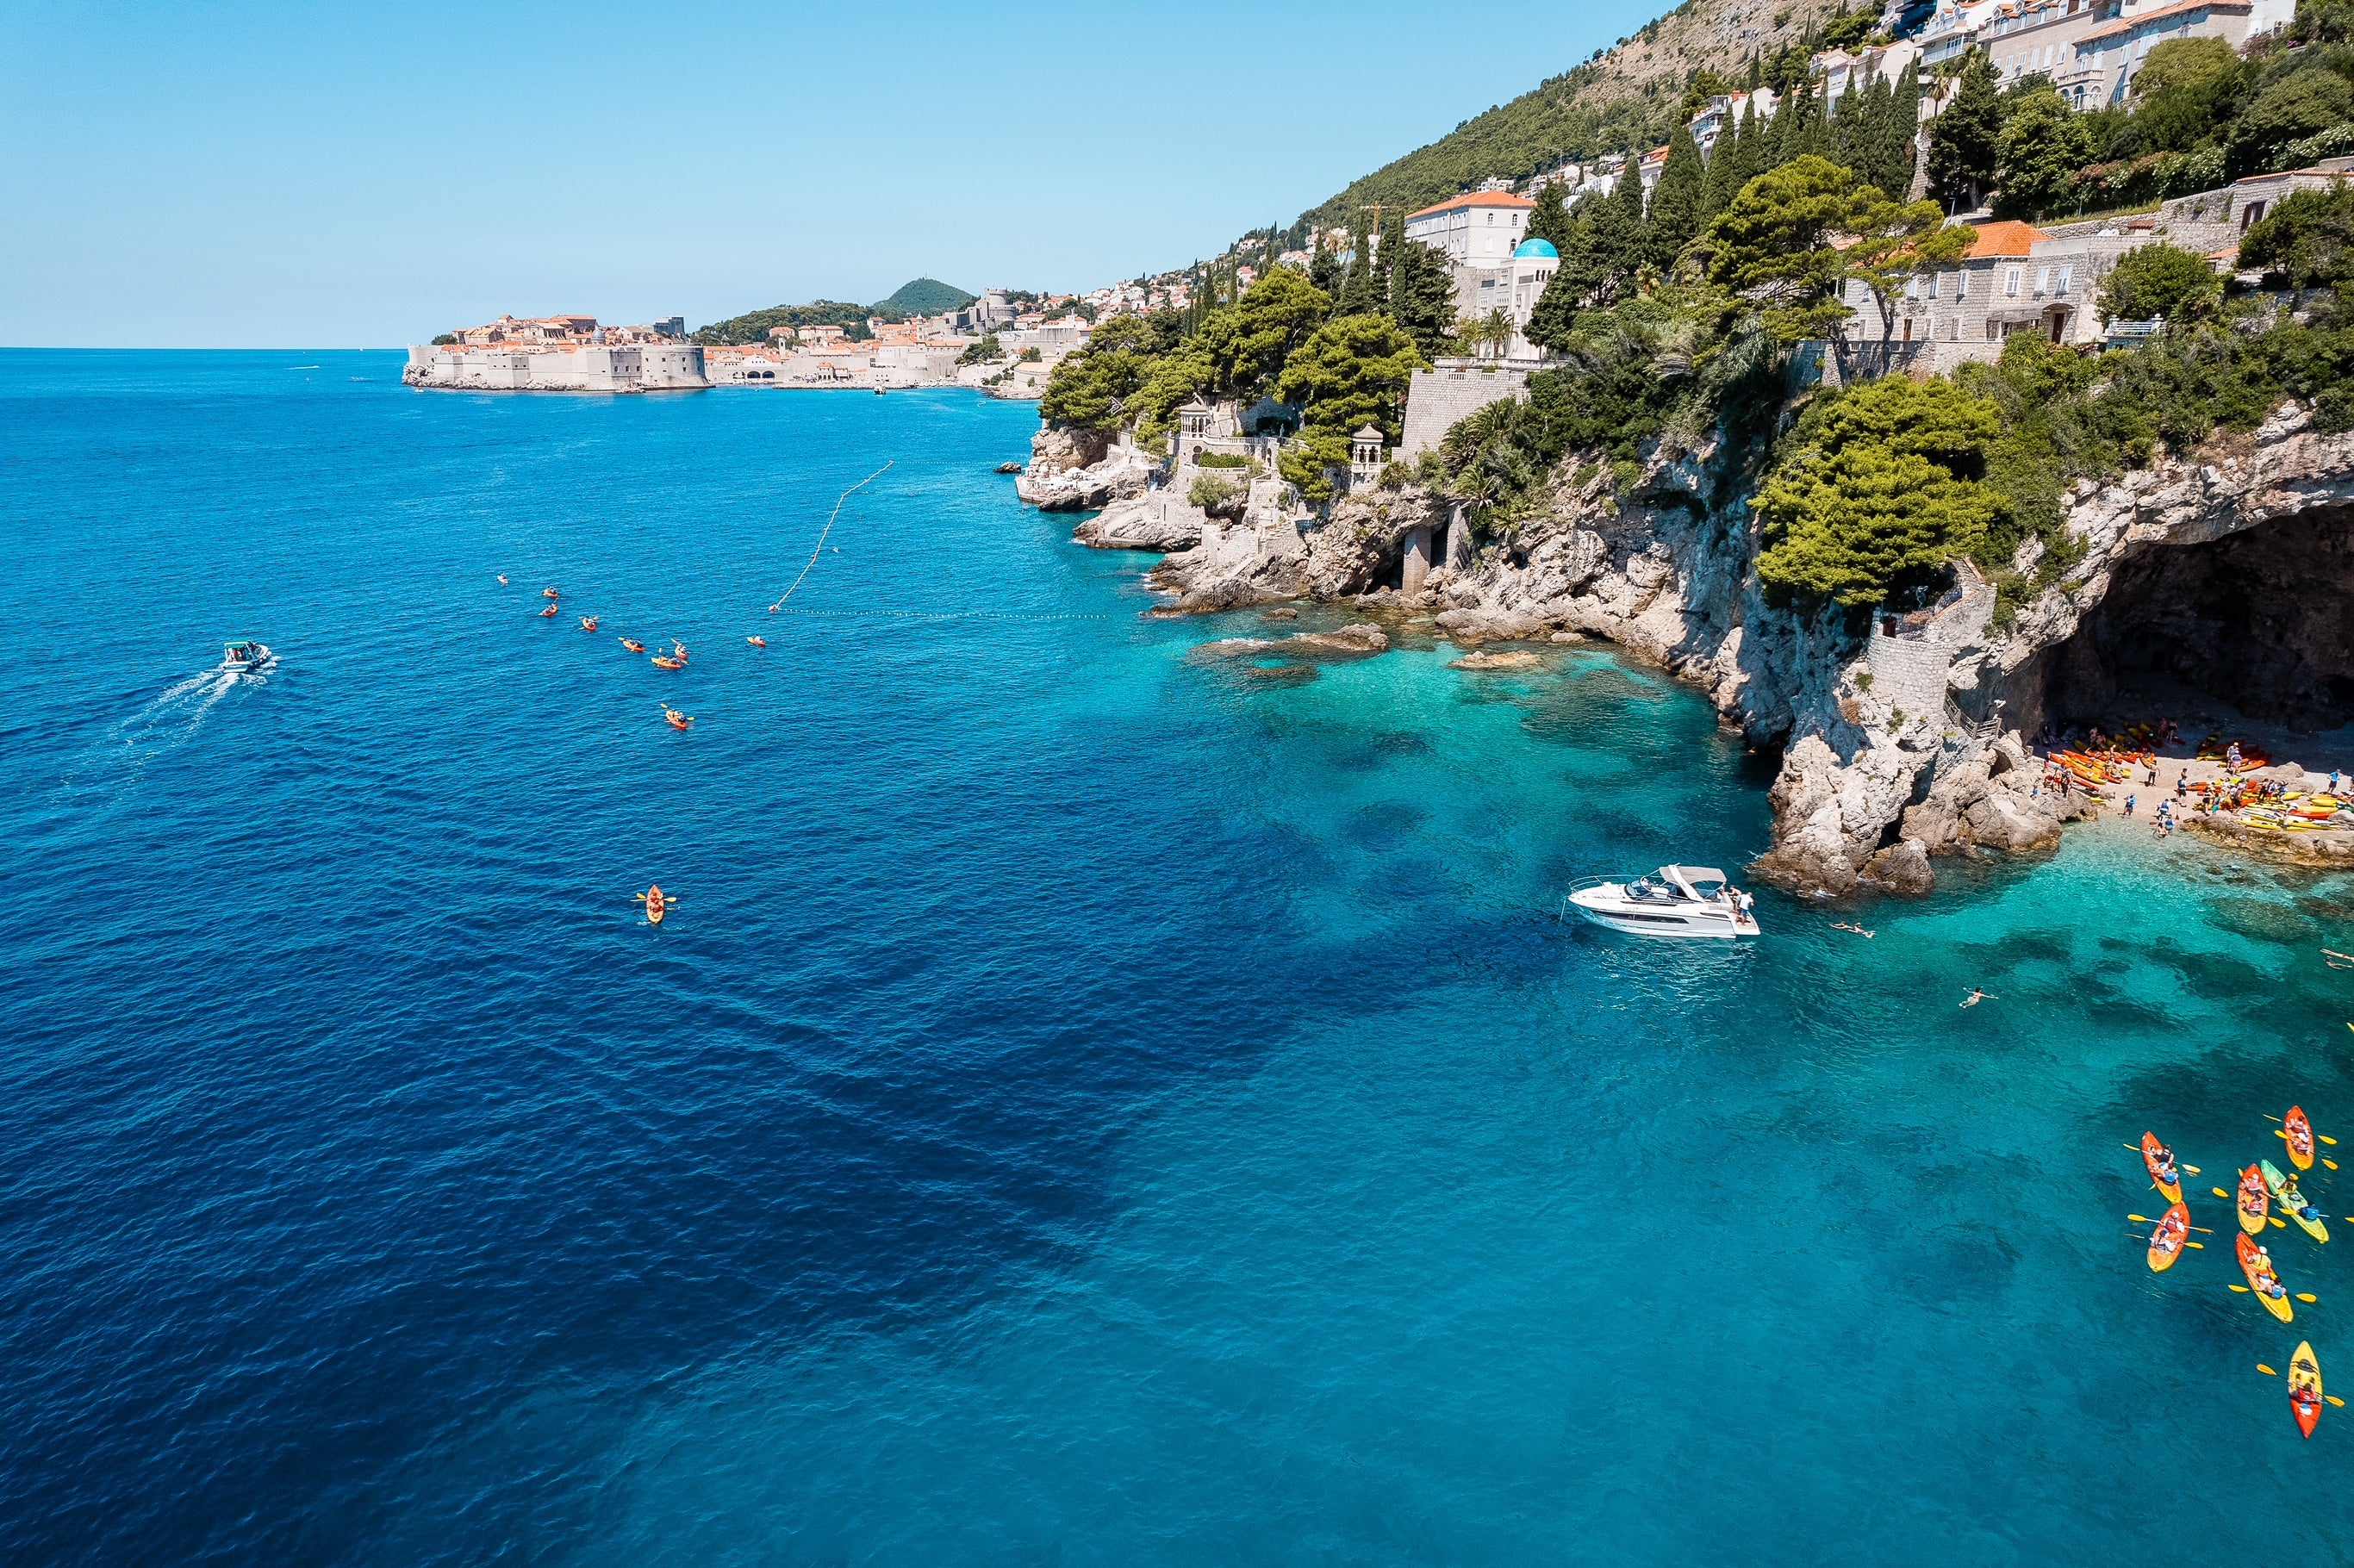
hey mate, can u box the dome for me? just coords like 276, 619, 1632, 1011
1512, 237, 1559, 259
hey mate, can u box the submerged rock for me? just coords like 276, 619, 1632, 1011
1289, 624, 1389, 655
1449, 650, 1545, 671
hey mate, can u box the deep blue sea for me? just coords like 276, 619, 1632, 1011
5, 349, 2354, 1564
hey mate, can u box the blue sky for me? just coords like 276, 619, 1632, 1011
2, 1, 1666, 347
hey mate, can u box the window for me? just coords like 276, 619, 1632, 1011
2241, 199, 2267, 232
1989, 319, 2002, 340
2005, 265, 2022, 296
1958, 271, 1969, 299
2036, 265, 2052, 294
2057, 264, 2072, 296
1929, 271, 1941, 300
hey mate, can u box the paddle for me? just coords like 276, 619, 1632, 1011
2273, 1216, 2289, 1229
2327, 1160, 2340, 1171
2232, 1284, 2252, 1291
2130, 1215, 2216, 1231
2298, 1293, 2320, 1303
2260, 1363, 2277, 1375
2214, 1187, 2233, 1199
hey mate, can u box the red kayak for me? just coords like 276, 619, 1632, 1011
538, 603, 557, 618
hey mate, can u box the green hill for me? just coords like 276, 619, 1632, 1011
875, 277, 978, 315
1301, 0, 1849, 228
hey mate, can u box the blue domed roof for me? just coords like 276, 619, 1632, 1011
1513, 237, 1559, 259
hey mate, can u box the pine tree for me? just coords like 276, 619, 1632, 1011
1927, 48, 2003, 211
1647, 124, 1708, 272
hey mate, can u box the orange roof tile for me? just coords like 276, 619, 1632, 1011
2075, 0, 2247, 45
1967, 220, 2048, 258
1405, 190, 1538, 221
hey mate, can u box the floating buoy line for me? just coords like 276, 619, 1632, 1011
767, 461, 892, 613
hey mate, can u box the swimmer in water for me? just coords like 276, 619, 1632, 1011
1832, 922, 1875, 938
1961, 988, 1998, 1007
496, 573, 508, 584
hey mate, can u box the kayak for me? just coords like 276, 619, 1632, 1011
620, 638, 645, 653
2142, 1131, 2183, 1204
2239, 1164, 2270, 1235
2286, 1105, 2316, 1171
2262, 1159, 2328, 1243
2290, 1342, 2324, 1439
2239, 1232, 2295, 1321
640, 885, 667, 925
538, 604, 558, 618
2148, 1202, 2190, 1272
651, 656, 685, 669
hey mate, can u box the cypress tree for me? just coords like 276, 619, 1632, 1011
1927, 48, 2003, 211
1309, 234, 1343, 299
1887, 60, 1924, 199
1336, 210, 1379, 316
1699, 122, 1735, 226
1647, 124, 1708, 271
1527, 179, 1573, 251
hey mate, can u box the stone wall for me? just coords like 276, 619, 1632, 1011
1401, 364, 1529, 457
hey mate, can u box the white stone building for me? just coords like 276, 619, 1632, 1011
1404, 190, 1537, 269
2067, 0, 2288, 105
405, 342, 707, 392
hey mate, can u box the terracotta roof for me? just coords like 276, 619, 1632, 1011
2076, 0, 2248, 45
1967, 219, 2049, 258
1405, 190, 1537, 220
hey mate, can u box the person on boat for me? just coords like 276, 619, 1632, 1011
496, 574, 508, 584
2279, 1176, 2320, 1221
2152, 1144, 2179, 1185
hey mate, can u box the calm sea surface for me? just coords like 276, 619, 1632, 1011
4, 349, 2353, 1564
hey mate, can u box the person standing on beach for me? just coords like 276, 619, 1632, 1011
2124, 793, 2137, 817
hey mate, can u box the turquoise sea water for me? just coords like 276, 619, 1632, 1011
5, 349, 2354, 1564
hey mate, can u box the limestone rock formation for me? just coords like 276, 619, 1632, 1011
1015, 428, 1153, 512
1023, 402, 2354, 897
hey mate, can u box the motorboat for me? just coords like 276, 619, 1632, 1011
1566, 865, 1760, 939
221, 638, 274, 673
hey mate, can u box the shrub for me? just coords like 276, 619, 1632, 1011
1187, 474, 1249, 519
1193, 451, 1253, 469
2239, 181, 2354, 289
2096, 241, 2222, 323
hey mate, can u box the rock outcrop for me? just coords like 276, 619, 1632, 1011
1015, 428, 1155, 511
1022, 404, 2354, 896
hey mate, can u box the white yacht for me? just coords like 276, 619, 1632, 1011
1566, 865, 1760, 939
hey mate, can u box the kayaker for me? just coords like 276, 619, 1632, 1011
2152, 1144, 2179, 1185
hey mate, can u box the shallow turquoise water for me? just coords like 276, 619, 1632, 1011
3, 351, 2351, 1564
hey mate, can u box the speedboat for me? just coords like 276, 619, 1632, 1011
221, 638, 274, 673
1567, 865, 1760, 939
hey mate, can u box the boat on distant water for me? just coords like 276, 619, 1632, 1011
221, 638, 274, 674
1567, 865, 1759, 939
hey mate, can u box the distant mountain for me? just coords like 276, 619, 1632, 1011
875, 277, 977, 316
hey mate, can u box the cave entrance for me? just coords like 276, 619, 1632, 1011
2031, 507, 2354, 738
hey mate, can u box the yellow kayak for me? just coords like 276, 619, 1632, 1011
2291, 1342, 2323, 1438
2240, 1233, 2295, 1322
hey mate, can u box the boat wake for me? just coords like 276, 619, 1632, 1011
50, 663, 258, 815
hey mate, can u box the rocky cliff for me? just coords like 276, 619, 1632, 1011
1030, 408, 2354, 896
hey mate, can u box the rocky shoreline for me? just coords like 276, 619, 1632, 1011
1022, 402, 2354, 898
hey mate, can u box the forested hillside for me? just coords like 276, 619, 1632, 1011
1300, 0, 1853, 228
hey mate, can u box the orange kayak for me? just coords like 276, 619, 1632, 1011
2141, 1132, 2183, 1204
2285, 1106, 2316, 1171
651, 656, 684, 669
580, 616, 599, 632
642, 885, 667, 924
620, 638, 645, 653
543, 586, 560, 599
2147, 1202, 2189, 1272
2239, 1232, 2295, 1321
2239, 1164, 2270, 1235
538, 604, 557, 618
